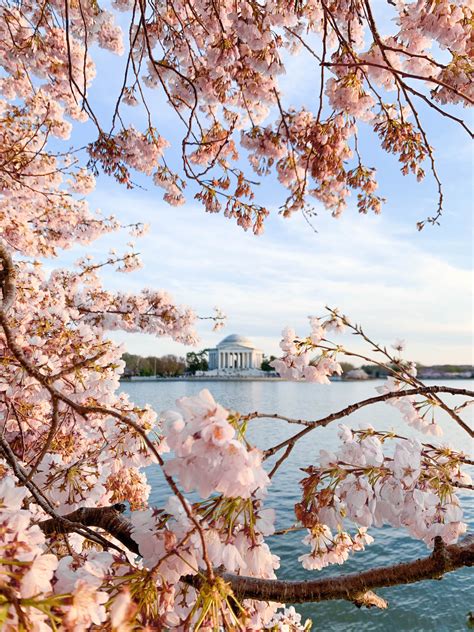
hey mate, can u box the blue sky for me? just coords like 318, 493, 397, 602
53, 10, 473, 366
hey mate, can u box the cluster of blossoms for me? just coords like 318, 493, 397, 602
67, 168, 96, 196
241, 111, 376, 218
106, 466, 151, 511
0, 476, 60, 629
189, 122, 239, 167
435, 55, 474, 106
88, 127, 170, 188
163, 389, 269, 498
152, 163, 188, 206
0, 475, 138, 630
377, 376, 443, 437
270, 315, 343, 382
325, 73, 376, 123
398, 1, 472, 58
129, 493, 281, 628
373, 111, 428, 181
297, 425, 470, 563
265, 606, 311, 631
127, 391, 295, 628
271, 312, 450, 436
298, 524, 374, 571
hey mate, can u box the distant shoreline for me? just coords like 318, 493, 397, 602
121, 376, 284, 382
120, 375, 472, 383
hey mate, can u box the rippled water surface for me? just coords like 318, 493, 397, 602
121, 379, 474, 631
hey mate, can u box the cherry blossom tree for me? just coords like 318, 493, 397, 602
0, 1, 472, 630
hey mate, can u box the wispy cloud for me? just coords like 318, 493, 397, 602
83, 189, 472, 365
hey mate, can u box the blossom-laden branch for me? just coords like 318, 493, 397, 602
37, 504, 474, 609
0, 1, 472, 240
260, 384, 474, 464
263, 310, 473, 481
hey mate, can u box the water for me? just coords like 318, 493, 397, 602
120, 379, 474, 631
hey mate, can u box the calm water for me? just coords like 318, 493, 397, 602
121, 379, 474, 631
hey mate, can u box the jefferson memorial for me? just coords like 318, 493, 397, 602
207, 334, 263, 373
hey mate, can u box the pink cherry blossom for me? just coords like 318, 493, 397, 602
0, 1, 471, 628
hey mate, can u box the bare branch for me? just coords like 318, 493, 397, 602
261, 385, 474, 460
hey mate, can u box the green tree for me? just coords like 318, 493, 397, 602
361, 364, 390, 378
122, 353, 143, 376
261, 355, 276, 372
339, 362, 355, 374
186, 350, 209, 375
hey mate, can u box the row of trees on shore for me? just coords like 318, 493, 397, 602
123, 351, 473, 379
122, 353, 186, 377
122, 350, 213, 376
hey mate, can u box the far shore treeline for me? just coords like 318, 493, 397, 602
122, 352, 473, 380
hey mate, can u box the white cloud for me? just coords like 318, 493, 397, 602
83, 190, 472, 365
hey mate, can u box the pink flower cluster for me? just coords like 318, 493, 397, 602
96, 12, 124, 55
242, 111, 363, 219
163, 389, 270, 498
54, 551, 113, 628
0, 475, 122, 630
298, 426, 469, 552
377, 377, 443, 436
299, 523, 374, 571
153, 167, 186, 206
0, 476, 57, 606
271, 317, 342, 383
130, 488, 282, 627
264, 606, 312, 631
326, 75, 376, 122
116, 127, 169, 176
68, 168, 96, 195
399, 0, 472, 56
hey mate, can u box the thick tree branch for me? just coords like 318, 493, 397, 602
215, 534, 474, 604
0, 240, 16, 314
38, 503, 139, 555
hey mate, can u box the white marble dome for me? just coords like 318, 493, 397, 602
217, 334, 255, 348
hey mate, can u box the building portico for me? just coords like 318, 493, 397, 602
208, 335, 263, 372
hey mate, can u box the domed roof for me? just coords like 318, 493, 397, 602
217, 334, 256, 348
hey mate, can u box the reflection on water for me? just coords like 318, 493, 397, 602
121, 379, 474, 631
